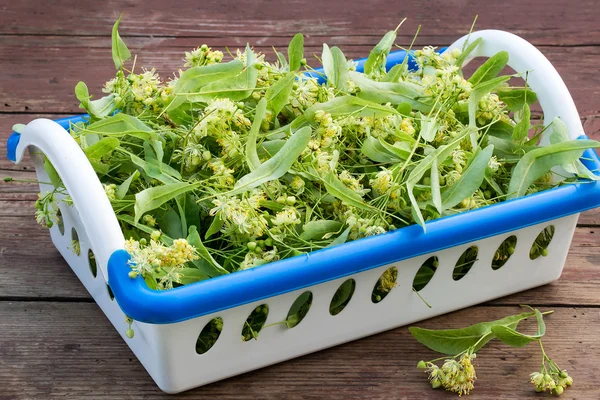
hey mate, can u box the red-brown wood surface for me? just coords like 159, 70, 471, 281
1, 1, 600, 398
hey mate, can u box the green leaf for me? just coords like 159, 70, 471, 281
441, 145, 494, 210
330, 278, 355, 310
487, 135, 535, 163
83, 137, 120, 160
246, 98, 267, 171
508, 139, 600, 199
288, 33, 304, 71
84, 113, 159, 142
430, 157, 441, 214
265, 72, 295, 117
361, 136, 402, 163
409, 311, 536, 355
305, 96, 397, 121
407, 129, 470, 228
322, 171, 373, 211
232, 126, 311, 195
111, 14, 131, 70
491, 309, 546, 348
43, 158, 62, 188
186, 225, 228, 276
419, 113, 439, 142
512, 103, 531, 143
116, 170, 140, 200
300, 220, 343, 240
173, 60, 244, 106
549, 117, 600, 181
130, 154, 180, 184
322, 44, 349, 91
349, 71, 432, 113
187, 59, 258, 102
276, 51, 288, 68
364, 30, 396, 75
12, 123, 26, 134
118, 214, 174, 245
497, 88, 538, 112
454, 37, 483, 69
144, 275, 159, 290
468, 51, 509, 86
382, 63, 404, 83
328, 226, 351, 247
490, 325, 538, 347
158, 206, 184, 239
286, 291, 311, 328
468, 75, 511, 148
258, 139, 286, 159
134, 182, 202, 223
205, 212, 224, 239
75, 81, 116, 119
178, 267, 210, 285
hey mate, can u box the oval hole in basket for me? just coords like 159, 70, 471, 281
286, 291, 312, 328
530, 225, 555, 260
196, 317, 223, 354
107, 284, 115, 301
88, 249, 97, 278
56, 208, 65, 235
70, 228, 81, 256
372, 267, 398, 303
413, 256, 438, 291
242, 304, 269, 341
453, 246, 478, 281
329, 279, 356, 316
492, 236, 517, 270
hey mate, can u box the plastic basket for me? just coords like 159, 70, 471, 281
6, 30, 600, 393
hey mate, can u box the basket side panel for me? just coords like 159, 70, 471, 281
146, 215, 576, 393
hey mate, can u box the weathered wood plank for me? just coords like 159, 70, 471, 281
1, 208, 599, 304
1, 0, 599, 46
0, 302, 597, 399
1, 36, 600, 114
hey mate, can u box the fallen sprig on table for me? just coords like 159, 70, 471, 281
412, 306, 573, 396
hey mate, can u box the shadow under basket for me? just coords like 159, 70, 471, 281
6, 29, 600, 393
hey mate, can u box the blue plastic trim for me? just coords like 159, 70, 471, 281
109, 149, 600, 324
8, 48, 600, 324
6, 114, 90, 162
307, 47, 447, 82
6, 132, 20, 162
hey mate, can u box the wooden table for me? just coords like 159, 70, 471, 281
1, 1, 600, 398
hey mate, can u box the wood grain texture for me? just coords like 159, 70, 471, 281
0, 303, 598, 399
1, 0, 600, 397
2, 37, 600, 114
1, 0, 599, 45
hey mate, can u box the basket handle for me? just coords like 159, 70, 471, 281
448, 30, 583, 142
12, 118, 124, 281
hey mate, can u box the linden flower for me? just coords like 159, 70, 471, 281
272, 207, 301, 226
34, 191, 60, 229
125, 238, 199, 289
103, 183, 117, 200
530, 365, 573, 395
370, 168, 393, 195
426, 353, 477, 396
184, 44, 223, 67
488, 155, 501, 172
290, 77, 319, 110
339, 170, 369, 197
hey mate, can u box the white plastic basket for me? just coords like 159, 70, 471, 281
7, 30, 600, 393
